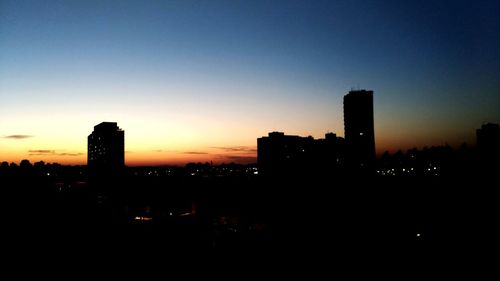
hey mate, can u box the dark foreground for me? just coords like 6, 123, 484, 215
2, 171, 496, 268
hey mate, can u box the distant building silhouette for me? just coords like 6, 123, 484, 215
88, 122, 125, 175
476, 123, 500, 153
343, 89, 376, 172
257, 132, 344, 176
476, 123, 500, 171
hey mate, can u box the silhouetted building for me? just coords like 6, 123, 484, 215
477, 123, 500, 153
343, 89, 376, 172
257, 132, 344, 176
476, 123, 500, 171
88, 122, 125, 175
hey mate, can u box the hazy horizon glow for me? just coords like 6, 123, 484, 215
1, 0, 499, 165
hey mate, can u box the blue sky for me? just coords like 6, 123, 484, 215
1, 0, 499, 164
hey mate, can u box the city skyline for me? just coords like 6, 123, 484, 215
1, 0, 499, 165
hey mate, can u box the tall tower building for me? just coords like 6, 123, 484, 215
88, 122, 124, 173
343, 89, 375, 171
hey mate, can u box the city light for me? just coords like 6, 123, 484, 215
134, 216, 153, 221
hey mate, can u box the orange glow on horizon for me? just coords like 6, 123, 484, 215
0, 110, 474, 165
2, 135, 471, 165
0, 148, 257, 166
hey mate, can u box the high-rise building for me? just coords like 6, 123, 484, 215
343, 89, 375, 171
88, 122, 124, 173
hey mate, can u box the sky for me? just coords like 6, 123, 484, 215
1, 0, 499, 165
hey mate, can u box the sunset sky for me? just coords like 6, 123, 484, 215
1, 0, 499, 165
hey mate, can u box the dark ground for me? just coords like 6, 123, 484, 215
2, 171, 496, 269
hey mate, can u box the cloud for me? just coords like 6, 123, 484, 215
182, 151, 209, 155
28, 150, 55, 155
217, 155, 257, 163
57, 152, 85, 156
4, 135, 33, 139
209, 146, 257, 153
153, 149, 179, 153
28, 150, 83, 156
